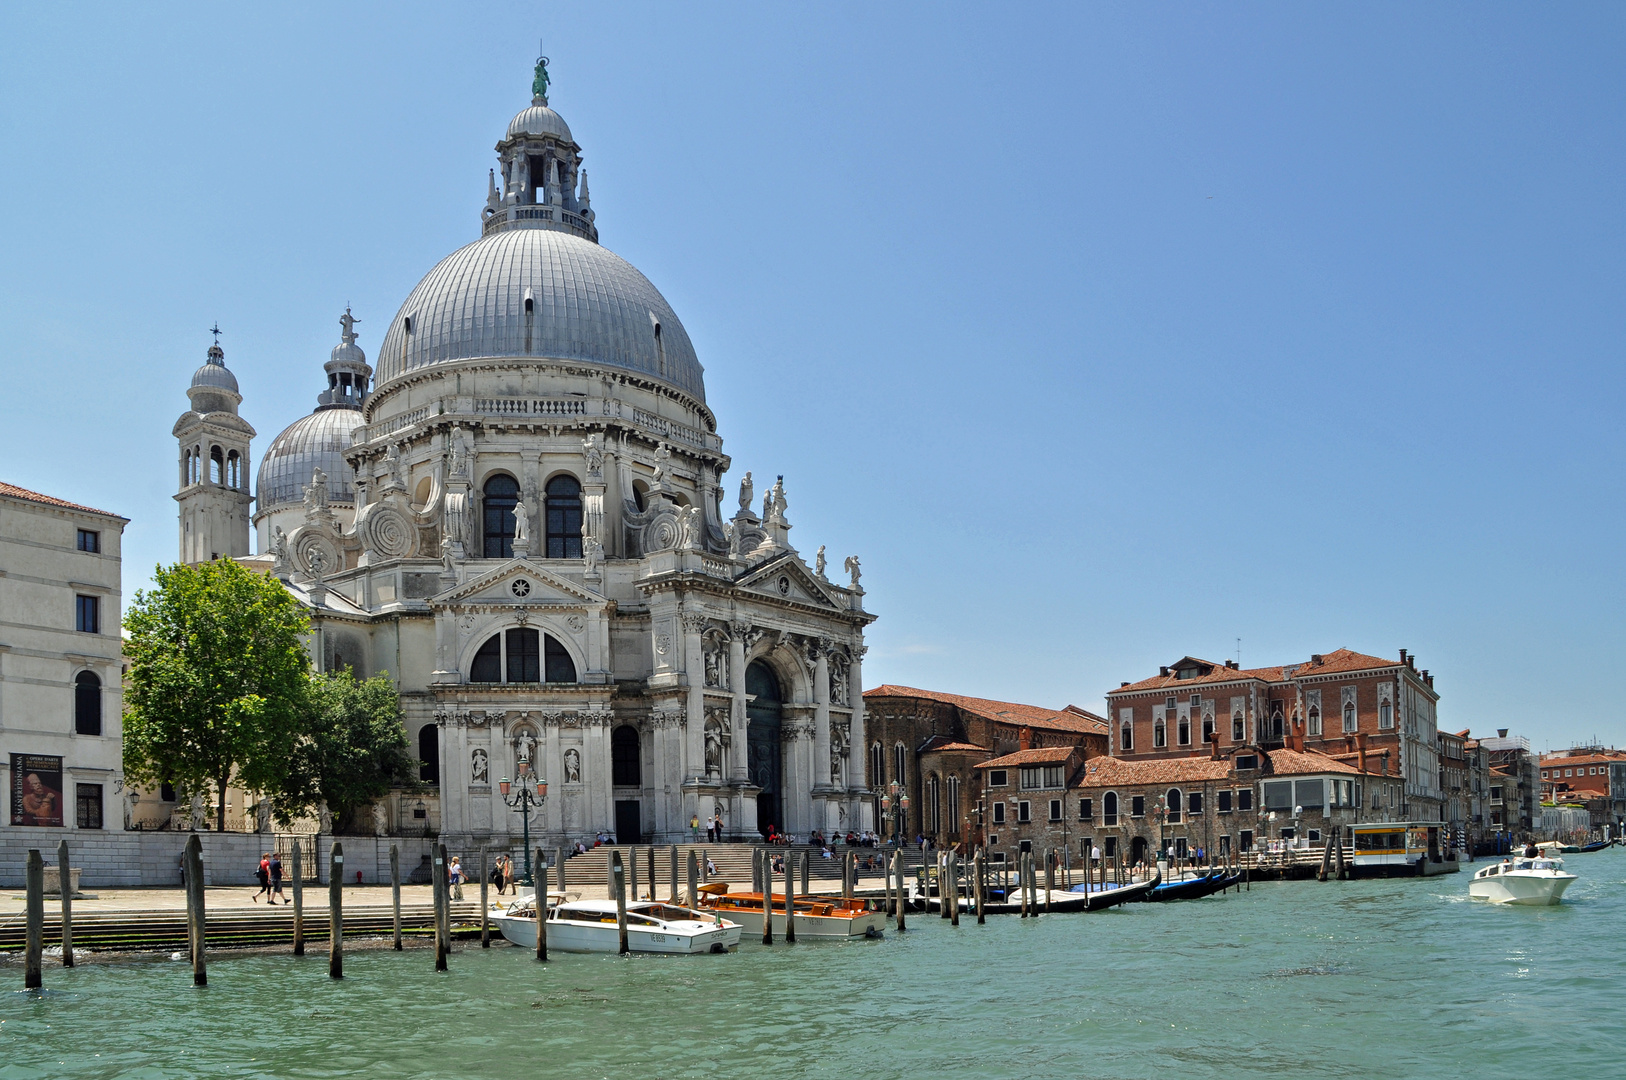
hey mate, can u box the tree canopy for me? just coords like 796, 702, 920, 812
122, 559, 311, 831
273, 669, 418, 829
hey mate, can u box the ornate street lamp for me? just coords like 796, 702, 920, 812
500, 764, 548, 887
879, 780, 911, 849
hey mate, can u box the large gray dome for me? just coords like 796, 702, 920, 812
256, 408, 362, 510
374, 229, 704, 401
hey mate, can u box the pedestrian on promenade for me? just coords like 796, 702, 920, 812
691, 814, 700, 842
449, 856, 465, 900
712, 813, 723, 842
253, 852, 272, 902
270, 852, 287, 904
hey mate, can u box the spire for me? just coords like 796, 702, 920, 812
578, 169, 591, 216
206, 322, 225, 365
546, 158, 562, 205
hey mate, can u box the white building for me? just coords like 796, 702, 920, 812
175, 61, 876, 847
0, 481, 129, 833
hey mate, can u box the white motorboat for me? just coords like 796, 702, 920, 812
1468, 856, 1577, 906
492, 897, 741, 954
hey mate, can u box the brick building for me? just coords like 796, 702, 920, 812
1539, 747, 1626, 834
860, 686, 1108, 845
1105, 648, 1443, 823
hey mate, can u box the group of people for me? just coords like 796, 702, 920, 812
251, 852, 288, 903
807, 829, 881, 848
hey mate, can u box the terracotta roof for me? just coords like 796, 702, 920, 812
1108, 648, 1405, 696
1540, 754, 1625, 768
1266, 748, 1365, 777
975, 746, 1077, 769
1074, 755, 1233, 788
929, 742, 992, 754
864, 685, 1103, 734
0, 481, 123, 520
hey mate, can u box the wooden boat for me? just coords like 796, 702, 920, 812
1068, 871, 1162, 911
924, 888, 1092, 914
1578, 839, 1613, 853
695, 883, 886, 939
492, 897, 741, 954
1143, 868, 1234, 902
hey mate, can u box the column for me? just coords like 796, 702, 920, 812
590, 718, 613, 834
682, 613, 707, 783
729, 623, 749, 783
814, 639, 832, 787
850, 643, 871, 830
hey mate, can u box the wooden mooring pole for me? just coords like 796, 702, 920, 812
893, 848, 907, 932
949, 850, 960, 926
328, 841, 343, 979
390, 845, 402, 950
783, 851, 796, 943
480, 845, 490, 948
434, 844, 449, 972
186, 834, 207, 986
762, 852, 775, 945
24, 849, 43, 990
555, 847, 565, 894
56, 839, 73, 968
647, 845, 656, 902
291, 842, 305, 956
670, 844, 679, 902
974, 849, 985, 925
612, 850, 629, 955
687, 849, 699, 907
536, 846, 548, 962
1045, 849, 1054, 913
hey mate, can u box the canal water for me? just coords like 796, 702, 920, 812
5, 848, 1624, 1080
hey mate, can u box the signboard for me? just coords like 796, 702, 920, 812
11, 753, 64, 827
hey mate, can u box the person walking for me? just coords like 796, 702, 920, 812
449, 856, 465, 900
490, 854, 506, 896
252, 852, 272, 902
269, 851, 287, 904
691, 814, 701, 843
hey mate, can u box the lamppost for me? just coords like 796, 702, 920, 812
499, 765, 548, 887
1152, 795, 1170, 867
879, 780, 911, 848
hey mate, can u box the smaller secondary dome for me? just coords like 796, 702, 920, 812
330, 339, 366, 366
190, 359, 239, 394
256, 409, 361, 510
508, 100, 572, 142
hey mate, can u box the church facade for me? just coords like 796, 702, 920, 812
172, 62, 875, 846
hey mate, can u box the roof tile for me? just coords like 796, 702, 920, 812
0, 481, 123, 519
864, 685, 1106, 734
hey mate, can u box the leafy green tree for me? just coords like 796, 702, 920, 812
273, 670, 419, 830
123, 560, 312, 832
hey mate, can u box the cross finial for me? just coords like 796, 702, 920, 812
209, 322, 222, 345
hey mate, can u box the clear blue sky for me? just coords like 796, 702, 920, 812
3, 4, 1621, 750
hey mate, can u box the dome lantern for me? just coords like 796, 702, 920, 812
483, 58, 596, 243
317, 306, 372, 410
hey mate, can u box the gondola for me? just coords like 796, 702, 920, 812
1068, 871, 1162, 911
1142, 867, 1233, 902
1578, 839, 1614, 853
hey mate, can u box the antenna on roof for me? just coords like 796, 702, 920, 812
1236, 637, 1241, 668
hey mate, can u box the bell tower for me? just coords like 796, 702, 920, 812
174, 329, 256, 563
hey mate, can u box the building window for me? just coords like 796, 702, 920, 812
1263, 781, 1292, 810
1343, 700, 1357, 734
75, 595, 100, 634
1269, 707, 1284, 740
1020, 767, 1042, 789
1120, 721, 1133, 751
209, 445, 224, 484
1201, 716, 1214, 744
545, 475, 583, 559
1307, 705, 1321, 737
1379, 701, 1393, 729
1188, 791, 1202, 815
76, 784, 103, 829
74, 671, 102, 736
991, 802, 1006, 824
1232, 710, 1244, 742
611, 725, 641, 786
482, 475, 520, 558
1166, 789, 1182, 824
894, 744, 907, 787
1234, 754, 1259, 771
470, 630, 576, 683
419, 725, 440, 784
1017, 801, 1031, 823
507, 627, 541, 682
1218, 789, 1232, 814
1153, 719, 1166, 748
1131, 795, 1145, 818
1307, 829, 1322, 844
988, 769, 1008, 787
947, 776, 961, 837
1104, 836, 1118, 858
76, 529, 100, 553
1048, 799, 1062, 822
1178, 716, 1191, 745
545, 635, 577, 683
1237, 788, 1252, 811
1103, 792, 1118, 826
1079, 797, 1093, 821
1295, 779, 1325, 809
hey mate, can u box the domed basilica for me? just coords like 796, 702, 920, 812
172, 61, 875, 845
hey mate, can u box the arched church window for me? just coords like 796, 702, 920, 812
545, 475, 582, 559
482, 475, 519, 558
227, 450, 241, 489
545, 634, 577, 683
506, 628, 540, 682
209, 446, 224, 484
611, 725, 641, 786
894, 744, 907, 787
947, 775, 960, 838
870, 743, 883, 789
74, 671, 101, 736
469, 629, 576, 684
419, 725, 440, 785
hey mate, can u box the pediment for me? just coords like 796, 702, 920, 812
434, 560, 603, 608
736, 553, 838, 609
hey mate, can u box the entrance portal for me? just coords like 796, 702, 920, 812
746, 660, 784, 836
615, 800, 642, 845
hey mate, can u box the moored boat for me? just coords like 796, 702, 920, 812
1143, 868, 1237, 902
1068, 871, 1162, 910
696, 884, 886, 938
492, 897, 742, 953
1468, 856, 1577, 906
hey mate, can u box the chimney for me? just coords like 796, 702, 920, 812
1120, 682, 1130, 688
1399, 648, 1408, 666
1498, 728, 1509, 739
1209, 731, 1221, 760
1019, 727, 1032, 751
1159, 666, 1170, 678
1311, 654, 1324, 666
1356, 732, 1367, 774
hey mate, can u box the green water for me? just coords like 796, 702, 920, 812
5, 849, 1625, 1080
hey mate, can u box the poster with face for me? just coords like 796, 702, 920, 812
11, 754, 64, 827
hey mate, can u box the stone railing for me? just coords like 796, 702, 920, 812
474, 397, 588, 417
356, 406, 432, 445
631, 407, 708, 450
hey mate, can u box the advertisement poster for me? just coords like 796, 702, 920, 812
11, 753, 64, 827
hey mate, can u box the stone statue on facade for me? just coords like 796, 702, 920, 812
515, 730, 537, 767
533, 55, 550, 101
382, 443, 405, 491
582, 432, 605, 476
738, 471, 754, 512
512, 500, 531, 543
563, 747, 581, 784
844, 554, 862, 590
652, 442, 672, 492
704, 710, 731, 778
471, 747, 489, 784
372, 802, 388, 836
317, 800, 332, 834
270, 526, 291, 577
304, 467, 329, 515
449, 424, 472, 478
704, 643, 728, 689
815, 545, 827, 579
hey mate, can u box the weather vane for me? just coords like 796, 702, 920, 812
533, 46, 550, 102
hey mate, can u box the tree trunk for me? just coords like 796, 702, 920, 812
217, 775, 229, 833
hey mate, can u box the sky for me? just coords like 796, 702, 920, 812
2, 4, 1622, 751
